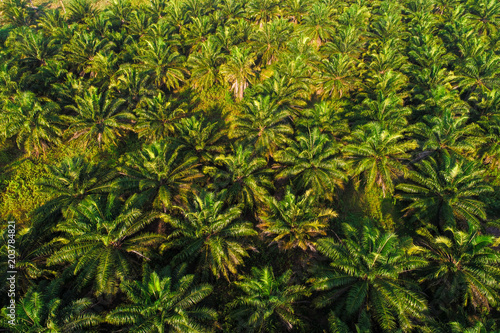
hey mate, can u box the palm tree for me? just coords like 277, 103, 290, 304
250, 18, 293, 65
245, 0, 279, 27
66, 0, 98, 23
0, 0, 37, 27
344, 123, 417, 197
296, 101, 349, 137
230, 95, 292, 157
61, 31, 114, 75
35, 156, 115, 219
214, 145, 272, 210
315, 54, 358, 99
456, 52, 500, 96
109, 66, 158, 107
323, 25, 365, 57
135, 37, 186, 90
283, 0, 308, 24
310, 223, 428, 332
0, 285, 101, 332
115, 141, 203, 212
216, 0, 245, 23
0, 91, 62, 157
183, 16, 214, 50
229, 266, 308, 332
257, 186, 336, 251
5, 27, 58, 69
416, 227, 500, 316
256, 66, 310, 112
106, 264, 217, 332
299, 3, 334, 48
47, 194, 164, 296
274, 128, 346, 200
358, 91, 412, 131
160, 191, 257, 279
412, 109, 484, 158
467, 0, 500, 36
135, 92, 186, 142
64, 87, 134, 150
396, 153, 493, 230
172, 115, 226, 164
187, 38, 225, 92
0, 227, 57, 295
220, 46, 256, 101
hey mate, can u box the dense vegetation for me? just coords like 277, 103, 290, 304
1, 0, 500, 331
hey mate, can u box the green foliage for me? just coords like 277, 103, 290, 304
0, 0, 499, 331
229, 266, 308, 332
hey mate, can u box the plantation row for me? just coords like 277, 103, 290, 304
0, 0, 500, 331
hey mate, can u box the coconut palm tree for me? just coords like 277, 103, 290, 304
310, 223, 428, 332
160, 191, 257, 280
257, 186, 336, 251
106, 264, 217, 332
229, 266, 308, 332
396, 153, 493, 230
47, 194, 164, 296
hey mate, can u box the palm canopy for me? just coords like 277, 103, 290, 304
0, 284, 101, 333
310, 223, 428, 332
344, 123, 417, 197
396, 153, 493, 230
47, 194, 164, 296
214, 144, 272, 210
0, 91, 62, 157
257, 186, 336, 251
134, 92, 187, 142
230, 94, 293, 158
411, 108, 484, 159
134, 37, 186, 90
229, 266, 308, 332
220, 46, 256, 100
64, 86, 134, 149
106, 264, 217, 333
115, 141, 203, 212
274, 127, 346, 200
35, 156, 115, 219
160, 191, 257, 280
416, 227, 500, 317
